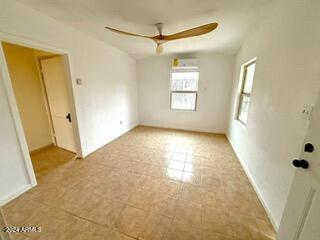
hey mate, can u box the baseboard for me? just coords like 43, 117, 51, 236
138, 123, 226, 135
82, 123, 139, 157
29, 143, 54, 155
0, 184, 32, 207
226, 134, 279, 231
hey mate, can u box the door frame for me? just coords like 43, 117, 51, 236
0, 32, 83, 187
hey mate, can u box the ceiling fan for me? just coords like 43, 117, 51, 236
105, 22, 218, 54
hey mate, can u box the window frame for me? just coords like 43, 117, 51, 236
169, 70, 199, 111
236, 58, 257, 125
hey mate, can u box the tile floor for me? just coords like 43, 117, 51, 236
2, 126, 275, 240
30, 147, 76, 178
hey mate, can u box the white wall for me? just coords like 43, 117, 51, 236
227, 0, 320, 229
138, 53, 235, 133
0, 0, 138, 205
3, 43, 53, 152
0, 70, 30, 205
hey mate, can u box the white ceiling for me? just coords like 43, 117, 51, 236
17, 0, 276, 59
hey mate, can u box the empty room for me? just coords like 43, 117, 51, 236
0, 0, 319, 240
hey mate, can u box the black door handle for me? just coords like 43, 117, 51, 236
304, 143, 314, 153
292, 159, 309, 169
66, 113, 71, 123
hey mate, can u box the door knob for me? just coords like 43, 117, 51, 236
304, 143, 314, 153
292, 159, 309, 169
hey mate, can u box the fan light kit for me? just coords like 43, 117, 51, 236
105, 22, 218, 54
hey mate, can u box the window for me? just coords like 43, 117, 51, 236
170, 71, 199, 110
237, 59, 256, 124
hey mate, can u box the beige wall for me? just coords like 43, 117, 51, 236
3, 43, 53, 151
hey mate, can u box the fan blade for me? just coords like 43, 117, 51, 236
162, 22, 218, 41
105, 26, 153, 39
156, 44, 163, 54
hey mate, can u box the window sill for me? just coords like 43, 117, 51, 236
170, 108, 197, 112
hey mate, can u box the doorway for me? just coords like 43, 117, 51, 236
1, 42, 80, 178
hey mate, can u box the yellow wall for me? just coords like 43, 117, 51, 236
3, 43, 53, 151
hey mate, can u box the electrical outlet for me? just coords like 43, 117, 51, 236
120, 120, 123, 125
301, 104, 313, 120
